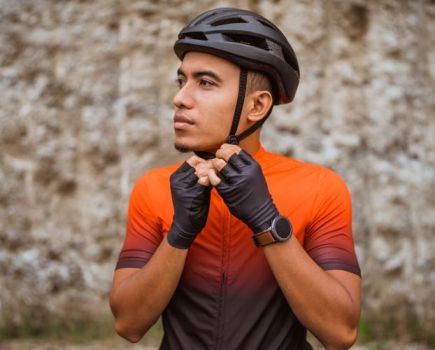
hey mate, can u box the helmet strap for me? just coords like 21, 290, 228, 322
195, 67, 248, 159
193, 67, 271, 159
227, 67, 273, 144
193, 150, 216, 160
234, 106, 272, 141
227, 68, 248, 145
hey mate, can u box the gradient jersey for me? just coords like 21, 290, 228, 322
116, 146, 361, 349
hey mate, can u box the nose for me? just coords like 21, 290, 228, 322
173, 83, 194, 110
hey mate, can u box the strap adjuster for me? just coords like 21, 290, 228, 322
227, 135, 239, 145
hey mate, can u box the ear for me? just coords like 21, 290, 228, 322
246, 90, 273, 123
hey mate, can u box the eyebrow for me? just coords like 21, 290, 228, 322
177, 67, 223, 83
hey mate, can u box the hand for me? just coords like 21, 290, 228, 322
167, 156, 212, 249
194, 159, 215, 186
209, 144, 279, 233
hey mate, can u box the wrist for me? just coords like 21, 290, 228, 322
252, 215, 293, 247
167, 223, 199, 249
251, 205, 280, 233
254, 221, 274, 234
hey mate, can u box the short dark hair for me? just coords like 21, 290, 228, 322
246, 70, 273, 97
246, 70, 275, 120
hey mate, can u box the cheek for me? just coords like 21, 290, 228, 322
197, 90, 237, 129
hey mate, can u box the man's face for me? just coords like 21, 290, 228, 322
173, 51, 239, 153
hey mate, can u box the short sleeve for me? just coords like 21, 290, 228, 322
115, 174, 164, 269
304, 168, 361, 276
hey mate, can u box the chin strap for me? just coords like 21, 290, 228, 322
227, 67, 273, 145
227, 68, 248, 145
193, 151, 216, 160
194, 67, 272, 159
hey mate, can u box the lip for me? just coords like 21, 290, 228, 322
174, 113, 194, 130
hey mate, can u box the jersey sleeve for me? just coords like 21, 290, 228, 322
115, 174, 164, 269
304, 168, 361, 276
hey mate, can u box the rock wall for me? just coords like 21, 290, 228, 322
1, 0, 434, 344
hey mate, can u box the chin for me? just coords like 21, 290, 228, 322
174, 143, 192, 153
174, 140, 218, 155
174, 138, 200, 153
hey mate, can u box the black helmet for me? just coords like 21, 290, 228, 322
174, 7, 300, 104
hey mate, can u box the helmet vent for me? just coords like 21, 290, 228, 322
223, 33, 269, 51
211, 17, 248, 26
283, 50, 299, 75
184, 32, 208, 41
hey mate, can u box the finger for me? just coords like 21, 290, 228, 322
215, 146, 239, 162
195, 166, 210, 178
185, 170, 199, 186
187, 155, 206, 168
227, 153, 245, 171
195, 161, 214, 171
175, 161, 194, 174
220, 143, 242, 154
211, 158, 227, 172
207, 169, 222, 186
216, 144, 242, 162
219, 163, 235, 180
237, 150, 253, 165
195, 161, 213, 176
197, 176, 210, 186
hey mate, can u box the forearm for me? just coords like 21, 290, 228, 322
110, 237, 188, 342
263, 236, 361, 349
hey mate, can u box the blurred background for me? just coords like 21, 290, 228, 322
0, 0, 434, 349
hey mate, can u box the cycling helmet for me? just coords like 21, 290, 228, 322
173, 8, 300, 154
174, 7, 299, 104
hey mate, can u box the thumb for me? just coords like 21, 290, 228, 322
207, 169, 222, 186
187, 155, 206, 168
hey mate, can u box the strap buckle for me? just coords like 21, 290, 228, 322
227, 135, 239, 145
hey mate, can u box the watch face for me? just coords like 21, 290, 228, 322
274, 216, 292, 240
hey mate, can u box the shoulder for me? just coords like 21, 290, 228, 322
296, 162, 351, 207
130, 162, 181, 202
315, 165, 351, 199
127, 163, 182, 221
307, 165, 352, 225
262, 149, 347, 188
134, 163, 181, 189
313, 164, 349, 188
262, 149, 351, 209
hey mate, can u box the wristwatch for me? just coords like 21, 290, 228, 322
252, 215, 293, 247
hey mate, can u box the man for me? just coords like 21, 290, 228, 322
110, 8, 361, 350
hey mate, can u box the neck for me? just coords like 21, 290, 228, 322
237, 130, 261, 156
194, 131, 261, 160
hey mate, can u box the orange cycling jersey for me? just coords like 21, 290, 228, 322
116, 146, 360, 349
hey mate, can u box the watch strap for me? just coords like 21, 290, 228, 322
252, 230, 275, 247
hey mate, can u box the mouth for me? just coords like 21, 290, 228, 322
174, 114, 194, 130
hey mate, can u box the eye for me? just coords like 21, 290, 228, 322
199, 79, 215, 87
175, 77, 185, 88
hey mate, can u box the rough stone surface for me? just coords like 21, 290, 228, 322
0, 0, 434, 345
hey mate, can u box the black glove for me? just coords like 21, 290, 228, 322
167, 161, 211, 249
216, 150, 279, 233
